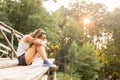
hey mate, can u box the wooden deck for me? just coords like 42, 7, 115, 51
0, 58, 18, 69
0, 58, 57, 80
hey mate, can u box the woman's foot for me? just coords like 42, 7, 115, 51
43, 60, 56, 67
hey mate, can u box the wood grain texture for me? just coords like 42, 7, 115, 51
0, 58, 55, 80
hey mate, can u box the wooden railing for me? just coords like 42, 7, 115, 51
0, 21, 58, 80
0, 21, 24, 59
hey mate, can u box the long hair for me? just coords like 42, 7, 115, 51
29, 28, 46, 38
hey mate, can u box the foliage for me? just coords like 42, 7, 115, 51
54, 6, 84, 72
0, 0, 60, 57
67, 41, 79, 78
0, 0, 120, 79
68, 1, 120, 79
76, 42, 102, 80
0, 11, 12, 26
69, 0, 108, 40
57, 72, 80, 80
2, 0, 45, 33
99, 7, 120, 79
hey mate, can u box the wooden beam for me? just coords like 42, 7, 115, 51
0, 43, 11, 51
0, 21, 23, 38
0, 49, 8, 54
0, 29, 17, 58
11, 30, 14, 59
13, 31, 21, 41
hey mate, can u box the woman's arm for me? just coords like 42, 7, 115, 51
24, 35, 45, 46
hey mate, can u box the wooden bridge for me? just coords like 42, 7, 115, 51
0, 21, 57, 80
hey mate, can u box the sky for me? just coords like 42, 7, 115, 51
43, 0, 120, 12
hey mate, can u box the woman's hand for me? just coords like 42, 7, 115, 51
24, 35, 47, 47
33, 39, 47, 47
42, 40, 47, 47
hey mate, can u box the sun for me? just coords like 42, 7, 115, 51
83, 18, 90, 24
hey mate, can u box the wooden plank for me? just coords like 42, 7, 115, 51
0, 66, 48, 80
0, 58, 11, 61
0, 49, 8, 54
0, 25, 11, 34
0, 58, 55, 80
0, 21, 23, 38
0, 58, 18, 68
0, 43, 11, 50
0, 29, 17, 57
0, 25, 22, 38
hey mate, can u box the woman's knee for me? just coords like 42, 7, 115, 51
36, 46, 45, 51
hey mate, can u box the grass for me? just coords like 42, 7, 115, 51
56, 72, 71, 80
56, 72, 80, 80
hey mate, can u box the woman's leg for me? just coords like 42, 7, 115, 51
25, 45, 56, 67
37, 46, 56, 67
25, 45, 48, 65
25, 45, 37, 65
36, 46, 47, 60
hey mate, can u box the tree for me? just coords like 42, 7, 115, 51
0, 0, 61, 58
69, 0, 108, 42
2, 0, 43, 33
99, 7, 120, 79
54, 6, 83, 72
67, 41, 79, 79
76, 42, 102, 80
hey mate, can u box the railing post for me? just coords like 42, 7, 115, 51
0, 29, 17, 59
48, 66, 58, 80
11, 30, 14, 59
0, 21, 23, 59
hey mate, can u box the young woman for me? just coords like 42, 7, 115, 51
17, 28, 56, 67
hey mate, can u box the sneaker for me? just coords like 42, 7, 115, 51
43, 60, 56, 67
